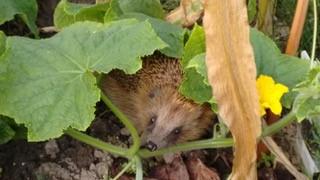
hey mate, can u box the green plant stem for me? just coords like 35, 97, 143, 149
65, 110, 296, 159
261, 110, 296, 137
100, 92, 141, 156
65, 128, 129, 158
138, 138, 233, 158
135, 156, 143, 180
310, 0, 318, 68
138, 110, 297, 158
111, 159, 134, 180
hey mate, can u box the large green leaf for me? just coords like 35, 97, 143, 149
54, 0, 111, 29
120, 13, 185, 58
54, 0, 164, 29
0, 20, 166, 141
118, 0, 164, 19
0, 0, 38, 35
0, 31, 5, 55
0, 116, 15, 144
179, 26, 215, 110
293, 67, 320, 122
179, 53, 213, 103
181, 24, 205, 67
250, 29, 310, 108
179, 26, 309, 110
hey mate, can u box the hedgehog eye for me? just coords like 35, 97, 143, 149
172, 127, 182, 135
149, 115, 157, 124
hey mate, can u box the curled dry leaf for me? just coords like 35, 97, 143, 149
262, 136, 308, 180
150, 156, 190, 180
186, 156, 220, 180
166, 0, 204, 27
203, 0, 261, 179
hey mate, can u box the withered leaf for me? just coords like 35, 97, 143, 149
203, 0, 261, 179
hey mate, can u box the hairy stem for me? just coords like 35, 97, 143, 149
138, 110, 296, 158
100, 92, 141, 156
135, 156, 143, 180
138, 138, 233, 158
261, 111, 296, 137
65, 128, 129, 158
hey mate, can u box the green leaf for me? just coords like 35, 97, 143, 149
118, 0, 164, 19
0, 20, 166, 141
179, 53, 212, 104
120, 13, 185, 58
248, 0, 257, 23
179, 26, 214, 110
179, 26, 309, 110
293, 67, 320, 122
250, 28, 310, 108
181, 24, 205, 67
104, 0, 123, 22
0, 116, 15, 144
54, 0, 111, 29
0, 0, 38, 35
0, 31, 5, 55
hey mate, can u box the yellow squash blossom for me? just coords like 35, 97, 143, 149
256, 75, 289, 116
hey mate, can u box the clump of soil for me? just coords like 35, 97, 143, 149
0, 102, 131, 180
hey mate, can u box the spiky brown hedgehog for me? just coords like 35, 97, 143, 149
101, 54, 214, 151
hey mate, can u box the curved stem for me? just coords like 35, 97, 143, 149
65, 128, 129, 158
138, 111, 297, 158
138, 138, 233, 158
261, 111, 296, 137
100, 92, 141, 156
112, 159, 134, 180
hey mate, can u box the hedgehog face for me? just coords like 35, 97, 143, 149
135, 86, 214, 151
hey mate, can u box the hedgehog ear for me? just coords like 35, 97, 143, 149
149, 87, 161, 98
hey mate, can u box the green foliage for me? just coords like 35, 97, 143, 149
0, 0, 38, 35
0, 20, 166, 141
0, 116, 15, 144
248, 0, 257, 23
180, 53, 212, 104
179, 25, 310, 111
250, 28, 310, 108
257, 152, 275, 168
293, 66, 320, 122
181, 24, 205, 67
118, 0, 164, 19
54, 0, 111, 29
179, 25, 215, 110
0, 31, 5, 55
54, 0, 165, 29
54, 1, 182, 58
120, 13, 185, 58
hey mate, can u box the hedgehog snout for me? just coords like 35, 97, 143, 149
145, 141, 158, 151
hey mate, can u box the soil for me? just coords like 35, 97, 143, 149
0, 0, 304, 179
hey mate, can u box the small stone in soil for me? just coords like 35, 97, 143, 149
44, 140, 60, 159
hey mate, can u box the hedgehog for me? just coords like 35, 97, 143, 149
101, 54, 214, 151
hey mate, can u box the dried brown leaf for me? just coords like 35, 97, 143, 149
262, 137, 308, 180
165, 0, 203, 27
203, 0, 261, 179
150, 156, 190, 180
186, 156, 220, 180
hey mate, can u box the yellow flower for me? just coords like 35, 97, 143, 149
256, 75, 289, 116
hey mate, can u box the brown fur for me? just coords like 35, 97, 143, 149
101, 54, 214, 149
